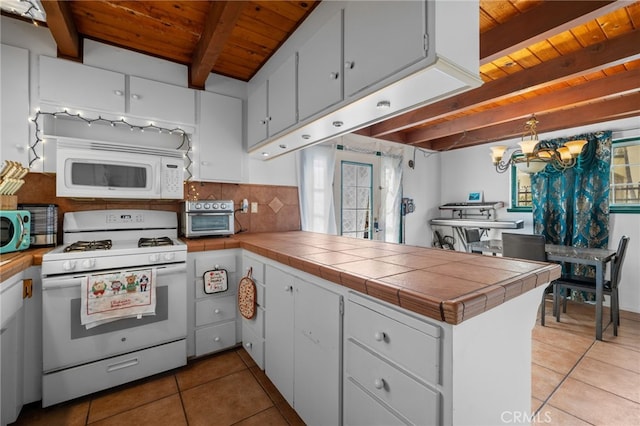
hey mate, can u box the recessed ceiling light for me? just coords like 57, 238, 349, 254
261, 152, 269, 157
302, 134, 311, 140
332, 121, 343, 128
376, 100, 391, 109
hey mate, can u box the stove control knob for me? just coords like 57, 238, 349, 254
212, 203, 219, 209
204, 203, 211, 209
63, 260, 77, 271
81, 259, 96, 269
149, 253, 160, 263
163, 252, 175, 261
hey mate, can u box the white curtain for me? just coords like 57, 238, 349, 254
296, 144, 338, 234
379, 152, 403, 243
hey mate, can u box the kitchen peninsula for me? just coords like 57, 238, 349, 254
193, 230, 561, 425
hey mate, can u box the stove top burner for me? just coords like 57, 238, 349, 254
64, 240, 113, 252
138, 237, 174, 247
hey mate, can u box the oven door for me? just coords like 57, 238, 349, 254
184, 212, 234, 237
42, 263, 186, 372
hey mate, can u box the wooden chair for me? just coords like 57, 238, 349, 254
501, 233, 552, 325
553, 235, 630, 336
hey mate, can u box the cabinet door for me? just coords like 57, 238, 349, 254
293, 279, 342, 426
247, 79, 268, 148
344, 1, 426, 97
22, 267, 42, 404
267, 54, 297, 137
128, 76, 195, 125
298, 9, 343, 121
197, 91, 242, 182
1, 45, 29, 166
264, 266, 295, 404
39, 55, 125, 114
1, 274, 25, 426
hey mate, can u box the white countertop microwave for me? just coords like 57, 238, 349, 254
56, 138, 185, 199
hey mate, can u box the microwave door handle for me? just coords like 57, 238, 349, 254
16, 213, 27, 249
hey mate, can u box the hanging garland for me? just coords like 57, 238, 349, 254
30, 110, 193, 180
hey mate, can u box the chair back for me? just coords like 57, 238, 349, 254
464, 228, 481, 243
502, 233, 547, 261
610, 236, 630, 289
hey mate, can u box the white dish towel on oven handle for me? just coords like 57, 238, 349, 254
81, 268, 157, 329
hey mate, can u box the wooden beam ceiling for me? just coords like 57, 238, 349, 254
480, 0, 620, 64
40, 0, 81, 60
189, 1, 247, 89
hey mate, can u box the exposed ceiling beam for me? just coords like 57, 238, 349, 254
189, 1, 247, 89
403, 66, 640, 144
421, 91, 640, 151
366, 29, 640, 139
480, 0, 622, 64
40, 0, 81, 60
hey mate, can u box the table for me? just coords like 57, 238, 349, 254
468, 240, 617, 340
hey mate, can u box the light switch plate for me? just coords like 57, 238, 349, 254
251, 202, 258, 213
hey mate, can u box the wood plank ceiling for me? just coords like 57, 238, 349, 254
3, 0, 639, 151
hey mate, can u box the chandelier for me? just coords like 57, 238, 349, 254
490, 115, 588, 174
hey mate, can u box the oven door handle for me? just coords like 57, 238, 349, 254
43, 263, 186, 290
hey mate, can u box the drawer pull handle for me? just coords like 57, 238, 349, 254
245, 342, 252, 349
107, 357, 139, 372
213, 337, 221, 342
284, 285, 293, 292
374, 378, 385, 390
214, 309, 221, 314
374, 331, 386, 342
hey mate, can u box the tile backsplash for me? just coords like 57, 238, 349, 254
16, 173, 301, 241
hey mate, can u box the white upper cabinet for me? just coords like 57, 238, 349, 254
343, 0, 426, 97
128, 76, 195, 125
268, 54, 297, 137
196, 91, 242, 182
39, 56, 195, 126
39, 55, 125, 115
247, 79, 268, 148
297, 9, 343, 121
247, 54, 297, 149
1, 45, 30, 167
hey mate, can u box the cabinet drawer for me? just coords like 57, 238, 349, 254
344, 378, 406, 426
346, 340, 440, 426
242, 255, 265, 283
195, 272, 237, 299
241, 322, 265, 369
195, 253, 237, 276
242, 305, 264, 337
195, 322, 236, 357
347, 300, 440, 385
195, 294, 236, 327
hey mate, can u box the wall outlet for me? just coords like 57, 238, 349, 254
251, 202, 258, 213
241, 198, 249, 213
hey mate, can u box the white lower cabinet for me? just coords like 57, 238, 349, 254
265, 263, 343, 426
1, 272, 25, 426
344, 292, 443, 426
187, 250, 239, 358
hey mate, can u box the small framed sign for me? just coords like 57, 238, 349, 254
203, 268, 228, 294
467, 191, 484, 203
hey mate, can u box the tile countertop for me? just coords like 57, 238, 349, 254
1, 231, 561, 325
228, 231, 561, 325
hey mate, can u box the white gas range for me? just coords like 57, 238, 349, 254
41, 209, 187, 407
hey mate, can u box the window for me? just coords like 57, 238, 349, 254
610, 137, 640, 213
510, 137, 640, 213
340, 161, 373, 239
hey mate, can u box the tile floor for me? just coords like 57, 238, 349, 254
11, 300, 640, 425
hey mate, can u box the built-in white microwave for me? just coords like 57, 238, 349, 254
56, 138, 184, 199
